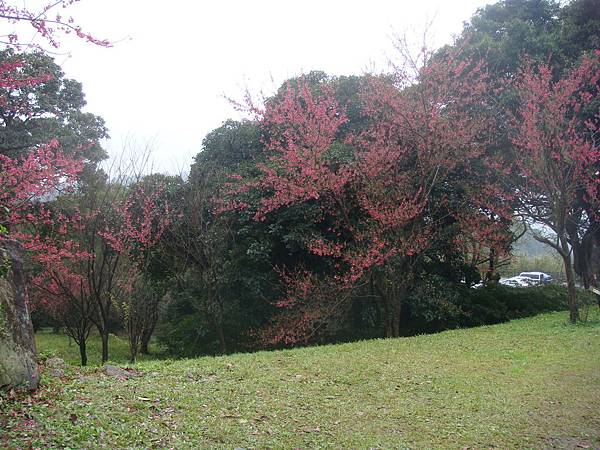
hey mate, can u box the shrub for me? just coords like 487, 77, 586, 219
404, 277, 570, 334
462, 284, 568, 326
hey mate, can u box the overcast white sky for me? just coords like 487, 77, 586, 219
29, 0, 496, 174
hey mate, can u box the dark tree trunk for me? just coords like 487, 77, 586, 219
352, 297, 363, 328
382, 295, 393, 338
560, 233, 579, 323
129, 341, 138, 364
214, 319, 227, 354
101, 328, 109, 363
384, 315, 393, 338
95, 297, 111, 363
391, 299, 402, 338
375, 277, 406, 338
140, 309, 158, 355
206, 283, 226, 354
79, 340, 88, 367
127, 320, 139, 364
140, 336, 150, 355
593, 229, 600, 308
389, 283, 406, 338
382, 297, 402, 338
565, 264, 579, 323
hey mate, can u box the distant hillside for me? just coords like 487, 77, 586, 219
513, 228, 556, 257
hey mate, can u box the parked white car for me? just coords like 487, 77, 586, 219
518, 272, 553, 285
500, 276, 537, 288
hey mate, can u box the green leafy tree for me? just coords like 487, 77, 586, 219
0, 49, 108, 165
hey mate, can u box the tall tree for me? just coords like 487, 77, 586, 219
0, 0, 109, 368
161, 120, 265, 355
512, 51, 600, 322
225, 48, 505, 343
0, 50, 108, 166
456, 0, 600, 283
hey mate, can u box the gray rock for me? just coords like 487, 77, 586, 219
104, 364, 141, 379
49, 367, 64, 377
45, 357, 66, 368
77, 374, 93, 382
0, 241, 39, 389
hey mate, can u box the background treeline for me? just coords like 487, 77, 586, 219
5, 0, 600, 364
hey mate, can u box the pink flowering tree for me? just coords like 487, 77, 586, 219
26, 212, 97, 365
25, 183, 171, 366
0, 58, 83, 233
99, 185, 172, 362
226, 48, 506, 344
0, 0, 109, 367
512, 50, 600, 323
0, 139, 83, 231
0, 0, 110, 50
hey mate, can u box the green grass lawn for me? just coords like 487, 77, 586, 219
34, 330, 163, 366
2, 311, 600, 449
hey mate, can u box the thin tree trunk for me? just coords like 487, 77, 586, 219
382, 296, 393, 338
214, 319, 227, 354
391, 284, 406, 338
391, 300, 402, 338
565, 263, 579, 323
206, 282, 226, 354
96, 297, 112, 363
101, 328, 109, 363
374, 277, 401, 338
128, 320, 139, 364
79, 341, 88, 367
378, 283, 404, 338
560, 233, 579, 323
129, 341, 138, 364
140, 336, 150, 355
140, 314, 157, 355
384, 314, 393, 338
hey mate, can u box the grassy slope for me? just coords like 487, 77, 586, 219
3, 311, 600, 449
34, 330, 161, 366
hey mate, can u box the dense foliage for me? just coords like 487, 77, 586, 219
1, 0, 599, 364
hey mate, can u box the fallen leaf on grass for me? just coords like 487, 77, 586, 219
296, 426, 321, 433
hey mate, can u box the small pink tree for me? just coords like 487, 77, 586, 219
26, 213, 96, 366
99, 185, 172, 362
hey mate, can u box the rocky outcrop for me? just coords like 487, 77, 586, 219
0, 240, 39, 389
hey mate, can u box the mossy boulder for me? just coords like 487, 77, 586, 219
0, 240, 39, 389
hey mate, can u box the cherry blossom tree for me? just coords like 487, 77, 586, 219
99, 185, 172, 362
26, 212, 96, 365
0, 0, 110, 50
512, 50, 600, 323
0, 0, 110, 367
226, 48, 507, 343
